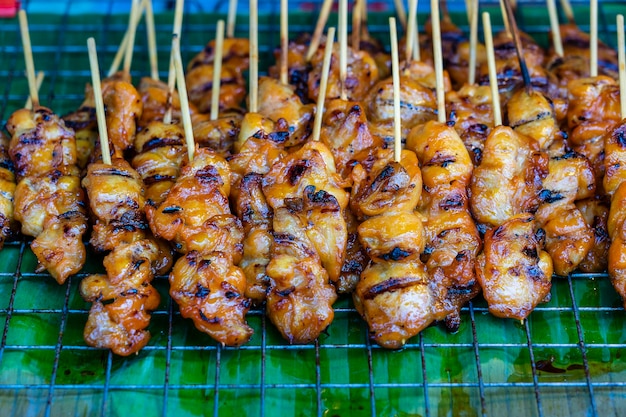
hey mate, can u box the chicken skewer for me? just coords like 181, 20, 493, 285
146, 34, 253, 346
7, 10, 88, 285
471, 11, 553, 321
79, 37, 171, 356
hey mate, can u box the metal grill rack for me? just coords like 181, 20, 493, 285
1, 1, 625, 416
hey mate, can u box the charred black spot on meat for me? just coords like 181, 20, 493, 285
287, 160, 309, 185
195, 285, 210, 298
276, 286, 295, 297
142, 136, 184, 152
162, 205, 183, 214
539, 189, 564, 204
284, 197, 303, 213
522, 246, 538, 259
380, 247, 411, 261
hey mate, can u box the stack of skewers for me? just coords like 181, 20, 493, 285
2, 0, 626, 356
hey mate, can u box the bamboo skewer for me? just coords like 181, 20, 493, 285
390, 17, 402, 163
393, 0, 407, 30
618, 14, 625, 120
123, 0, 142, 76
430, 0, 446, 124
483, 12, 502, 127
107, 0, 146, 77
499, 0, 512, 37
559, 0, 576, 25
312, 27, 337, 143
305, 0, 333, 62
145, 0, 159, 80
405, 0, 417, 63
164, 0, 185, 124
280, 0, 289, 85
18, 10, 39, 109
468, 0, 479, 84
227, 0, 237, 38
339, 0, 348, 101
25, 71, 44, 110
172, 35, 196, 162
87, 38, 112, 166
249, 0, 259, 113
210, 20, 225, 121
503, 0, 532, 93
590, 0, 598, 77
547, 0, 564, 57
352, 0, 362, 52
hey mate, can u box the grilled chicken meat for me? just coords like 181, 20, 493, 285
476, 213, 553, 320
192, 110, 243, 157
62, 83, 97, 170
567, 76, 622, 187
352, 150, 433, 349
186, 38, 250, 113
407, 121, 481, 330
269, 38, 311, 103
0, 133, 16, 249
7, 107, 87, 284
262, 141, 348, 343
576, 197, 610, 273
103, 80, 143, 154
535, 152, 595, 275
137, 76, 199, 127
446, 84, 493, 165
470, 126, 548, 228
132, 121, 186, 205
307, 43, 379, 103
146, 147, 253, 346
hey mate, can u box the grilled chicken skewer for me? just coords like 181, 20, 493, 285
0, 133, 16, 250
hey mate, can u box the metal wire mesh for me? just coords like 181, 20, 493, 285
1, 1, 626, 416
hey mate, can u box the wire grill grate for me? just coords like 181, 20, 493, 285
1, 1, 626, 416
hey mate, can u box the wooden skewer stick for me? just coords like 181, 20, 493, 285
123, 0, 142, 75
25, 71, 44, 110
465, 0, 472, 24
413, 1, 420, 62
503, 0, 531, 93
361, 0, 370, 41
352, 0, 361, 52
499, 0, 511, 37
18, 10, 39, 109
210, 20, 225, 121
87, 38, 112, 165
618, 14, 625, 120
430, 0, 446, 124
590, 0, 598, 77
559, 0, 576, 25
249, 0, 259, 113
312, 27, 337, 143
468, 0, 479, 84
305, 0, 333, 62
483, 12, 502, 127
107, 0, 146, 77
172, 35, 196, 162
339, 0, 348, 101
390, 18, 402, 163
393, 0, 407, 30
145, 0, 159, 80
227, 0, 237, 38
405, 0, 417, 63
280, 0, 289, 85
547, 0, 564, 57
163, 0, 184, 124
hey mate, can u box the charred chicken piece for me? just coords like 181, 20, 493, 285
192, 110, 243, 157
576, 197, 610, 273
102, 80, 143, 154
0, 133, 16, 249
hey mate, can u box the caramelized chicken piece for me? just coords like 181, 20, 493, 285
132, 121, 186, 205
187, 38, 250, 74
608, 182, 626, 308
268, 38, 311, 103
407, 121, 481, 330
62, 83, 97, 170
257, 76, 315, 147
80, 237, 168, 356
603, 120, 626, 197
7, 107, 77, 180
535, 153, 595, 275
365, 61, 447, 144
308, 43, 379, 103
352, 150, 434, 348
170, 251, 252, 346
137, 77, 199, 127
320, 98, 386, 178
506, 88, 564, 151
470, 126, 548, 228
235, 172, 273, 304
0, 133, 16, 249
337, 209, 368, 294
83, 159, 147, 251
13, 168, 87, 283
446, 84, 493, 165
192, 110, 243, 157
102, 80, 143, 154
263, 142, 348, 343
567, 76, 622, 185
186, 65, 247, 114
476, 214, 553, 320
147, 147, 253, 345
576, 197, 610, 273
